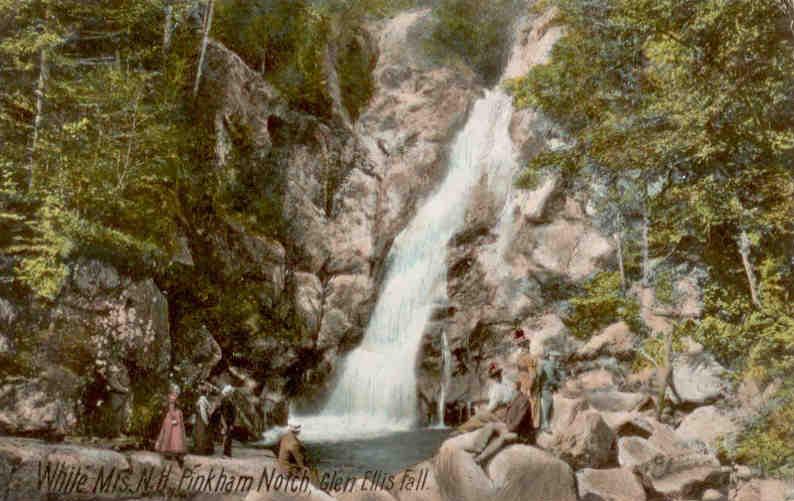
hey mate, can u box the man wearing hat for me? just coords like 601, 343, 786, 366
219, 385, 237, 457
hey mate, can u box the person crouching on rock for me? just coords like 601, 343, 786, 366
155, 386, 187, 465
219, 385, 237, 457
192, 383, 215, 455
278, 424, 306, 470
454, 364, 521, 465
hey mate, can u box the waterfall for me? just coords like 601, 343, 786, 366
437, 331, 452, 427
297, 90, 518, 441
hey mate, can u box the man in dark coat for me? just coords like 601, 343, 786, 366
219, 385, 237, 457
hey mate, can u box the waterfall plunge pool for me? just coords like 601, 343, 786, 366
301, 428, 452, 478
248, 428, 452, 479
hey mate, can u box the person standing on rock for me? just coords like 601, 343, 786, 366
539, 350, 564, 431
504, 352, 540, 443
219, 385, 237, 457
155, 386, 187, 464
192, 383, 215, 455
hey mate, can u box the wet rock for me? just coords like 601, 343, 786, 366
294, 272, 324, 336
576, 467, 647, 501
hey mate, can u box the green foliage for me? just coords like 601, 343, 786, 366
212, 0, 380, 118
565, 272, 641, 339
430, 0, 520, 83
512, 9, 794, 476
731, 387, 794, 478
632, 322, 687, 371
128, 380, 169, 441
11, 198, 72, 300
653, 270, 676, 305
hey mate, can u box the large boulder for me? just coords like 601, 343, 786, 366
676, 406, 740, 452
434, 432, 577, 501
486, 445, 578, 501
617, 436, 664, 468
730, 479, 794, 501
563, 369, 617, 394
526, 314, 573, 357
670, 346, 730, 406
584, 391, 651, 414
600, 412, 656, 439
576, 467, 647, 501
543, 410, 616, 469
634, 452, 729, 499
391, 460, 440, 501
529, 220, 614, 282
0, 377, 78, 438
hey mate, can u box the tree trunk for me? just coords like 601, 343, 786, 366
28, 48, 49, 190
778, 0, 794, 37
738, 230, 762, 308
615, 230, 626, 291
193, 0, 215, 99
163, 1, 174, 53
641, 209, 650, 287
655, 330, 673, 421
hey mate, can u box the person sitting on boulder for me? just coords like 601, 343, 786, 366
458, 363, 515, 431
454, 363, 523, 465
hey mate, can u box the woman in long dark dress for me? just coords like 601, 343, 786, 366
193, 384, 214, 455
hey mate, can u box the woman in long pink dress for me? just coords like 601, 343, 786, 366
155, 392, 187, 461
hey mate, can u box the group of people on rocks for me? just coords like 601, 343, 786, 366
456, 328, 565, 463
151, 327, 558, 472
153, 383, 238, 461
152, 381, 307, 472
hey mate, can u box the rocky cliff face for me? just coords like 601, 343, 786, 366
0, 0, 727, 443
0, 6, 483, 439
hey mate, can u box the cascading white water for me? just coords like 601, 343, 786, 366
297, 90, 518, 441
436, 330, 452, 427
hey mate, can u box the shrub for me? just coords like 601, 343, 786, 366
430, 0, 521, 84
565, 271, 642, 339
213, 0, 332, 116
